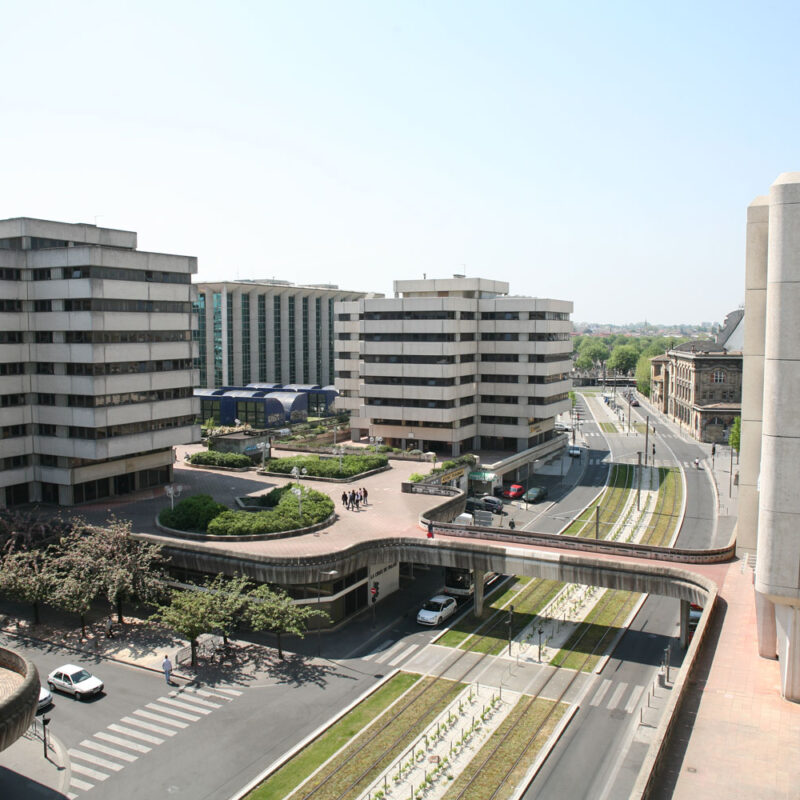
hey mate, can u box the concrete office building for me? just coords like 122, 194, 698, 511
194, 281, 366, 390
740, 172, 800, 701
335, 277, 572, 456
0, 218, 199, 507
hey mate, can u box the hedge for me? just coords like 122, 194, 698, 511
190, 451, 252, 469
264, 453, 388, 479
159, 494, 228, 532
206, 484, 334, 535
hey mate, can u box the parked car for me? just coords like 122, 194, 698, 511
631, 399, 640, 407
37, 685, 53, 711
502, 484, 525, 499
417, 594, 458, 626
465, 497, 491, 513
479, 495, 504, 513
47, 665, 104, 700
568, 446, 582, 457
523, 486, 548, 503
554, 422, 572, 432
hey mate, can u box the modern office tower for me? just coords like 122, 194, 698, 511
741, 172, 800, 701
335, 276, 572, 456
193, 281, 366, 389
0, 218, 199, 507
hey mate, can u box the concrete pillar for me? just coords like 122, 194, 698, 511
755, 590, 778, 659
473, 570, 485, 618
775, 603, 800, 700
756, 172, 800, 700
739, 196, 769, 554
679, 598, 690, 649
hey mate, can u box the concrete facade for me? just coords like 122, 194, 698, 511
740, 173, 800, 701
194, 281, 367, 390
0, 218, 200, 507
334, 277, 572, 456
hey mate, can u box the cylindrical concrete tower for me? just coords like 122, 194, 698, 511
755, 172, 800, 701
739, 197, 769, 556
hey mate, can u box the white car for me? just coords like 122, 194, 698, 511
47, 664, 104, 700
417, 594, 458, 627
38, 685, 53, 710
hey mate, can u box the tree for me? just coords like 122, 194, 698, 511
578, 340, 610, 365
72, 518, 166, 623
51, 530, 101, 638
0, 549, 55, 625
205, 573, 252, 646
635, 354, 652, 397
607, 344, 639, 374
0, 510, 69, 555
729, 416, 741, 452
246, 584, 323, 660
152, 587, 217, 667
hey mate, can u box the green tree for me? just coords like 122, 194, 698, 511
152, 586, 218, 667
578, 340, 610, 366
52, 569, 98, 639
729, 416, 741, 452
635, 354, 652, 397
0, 549, 55, 625
246, 584, 324, 660
205, 573, 252, 646
607, 344, 639, 374
0, 510, 69, 555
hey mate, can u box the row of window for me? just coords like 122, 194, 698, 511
65, 330, 192, 344
34, 387, 194, 408
20, 266, 191, 284
66, 358, 195, 376
64, 299, 192, 313
35, 414, 196, 439
480, 332, 571, 342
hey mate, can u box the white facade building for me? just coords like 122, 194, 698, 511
194, 281, 366, 389
335, 277, 572, 456
0, 218, 199, 507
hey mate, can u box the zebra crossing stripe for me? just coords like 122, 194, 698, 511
210, 686, 242, 696
157, 696, 212, 715
123, 714, 177, 736
589, 679, 612, 707
114, 720, 168, 743
69, 777, 93, 792
138, 707, 190, 727
183, 687, 231, 702
170, 690, 221, 708
67, 792, 79, 799
625, 685, 645, 714
606, 682, 628, 711
145, 702, 201, 722
69, 748, 124, 772
362, 639, 392, 661
96, 730, 152, 753
388, 644, 419, 667
80, 739, 138, 762
70, 761, 109, 781
375, 642, 404, 664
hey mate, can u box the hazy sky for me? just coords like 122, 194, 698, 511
3, 1, 798, 324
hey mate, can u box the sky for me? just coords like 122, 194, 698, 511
2, 0, 798, 325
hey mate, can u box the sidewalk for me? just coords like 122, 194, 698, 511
0, 727, 70, 799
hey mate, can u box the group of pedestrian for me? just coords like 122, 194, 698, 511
341, 487, 368, 511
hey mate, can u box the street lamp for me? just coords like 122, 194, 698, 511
317, 569, 338, 657
256, 441, 268, 471
537, 626, 545, 662
334, 446, 345, 470
290, 465, 308, 483
165, 484, 183, 510
291, 486, 303, 517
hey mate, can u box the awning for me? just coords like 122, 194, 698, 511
468, 471, 498, 482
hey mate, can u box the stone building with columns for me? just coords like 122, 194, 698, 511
739, 172, 800, 701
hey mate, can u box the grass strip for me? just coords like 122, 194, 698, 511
442, 697, 566, 800
283, 676, 463, 800
247, 672, 420, 800
645, 467, 681, 546
600, 421, 618, 433
551, 590, 640, 671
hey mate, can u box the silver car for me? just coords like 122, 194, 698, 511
47, 664, 104, 700
417, 594, 458, 626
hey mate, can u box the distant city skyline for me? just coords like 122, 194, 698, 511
3, 1, 798, 324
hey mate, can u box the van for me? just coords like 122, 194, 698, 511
454, 512, 474, 525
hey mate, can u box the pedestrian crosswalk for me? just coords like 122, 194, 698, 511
362, 639, 420, 666
587, 679, 646, 715
66, 684, 242, 798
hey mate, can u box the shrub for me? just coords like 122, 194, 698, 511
189, 451, 252, 469
206, 485, 334, 535
244, 485, 293, 508
408, 449, 422, 456
264, 453, 388, 479
159, 494, 228, 532
409, 473, 425, 483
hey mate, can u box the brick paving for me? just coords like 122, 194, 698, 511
0, 665, 23, 700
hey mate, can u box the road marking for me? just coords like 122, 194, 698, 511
210, 686, 242, 696
374, 642, 404, 664
362, 639, 393, 660
69, 748, 124, 772
625, 684, 645, 714
157, 696, 212, 715
69, 778, 93, 791
70, 761, 109, 781
388, 643, 419, 667
171, 690, 222, 708
80, 739, 138, 762
111, 722, 165, 744
122, 715, 176, 736
589, 679, 612, 706
606, 682, 628, 710
143, 704, 196, 723
185, 686, 235, 701
96, 730, 152, 753
67, 793, 79, 799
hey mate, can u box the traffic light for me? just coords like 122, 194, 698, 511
371, 582, 380, 604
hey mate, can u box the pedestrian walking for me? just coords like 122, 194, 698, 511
427, 521, 434, 539
162, 655, 173, 685
354, 492, 360, 511
341, 491, 348, 510
105, 616, 114, 639
362, 487, 368, 505
349, 489, 356, 510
